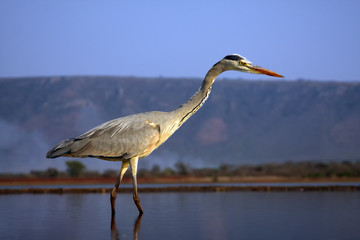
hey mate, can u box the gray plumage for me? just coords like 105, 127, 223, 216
46, 54, 283, 214
47, 112, 165, 161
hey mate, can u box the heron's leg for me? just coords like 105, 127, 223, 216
111, 160, 130, 215
110, 211, 118, 240
130, 157, 143, 214
133, 213, 143, 239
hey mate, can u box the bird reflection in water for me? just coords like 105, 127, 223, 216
111, 213, 143, 240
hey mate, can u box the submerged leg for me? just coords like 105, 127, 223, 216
130, 157, 143, 214
111, 160, 130, 215
110, 212, 118, 240
133, 213, 143, 240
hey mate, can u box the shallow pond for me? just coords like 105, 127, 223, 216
1, 191, 359, 239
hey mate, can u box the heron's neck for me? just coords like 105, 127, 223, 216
172, 63, 224, 126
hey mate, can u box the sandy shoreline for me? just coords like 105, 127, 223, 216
1, 176, 360, 186
1, 185, 359, 194
1, 176, 360, 194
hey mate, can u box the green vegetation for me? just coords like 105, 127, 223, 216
66, 161, 86, 177
1, 161, 360, 180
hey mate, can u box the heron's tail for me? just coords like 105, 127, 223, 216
46, 138, 79, 158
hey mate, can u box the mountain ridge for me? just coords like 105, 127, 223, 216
1, 76, 359, 172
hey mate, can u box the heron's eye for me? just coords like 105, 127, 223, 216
240, 61, 251, 67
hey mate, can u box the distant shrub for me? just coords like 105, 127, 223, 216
66, 161, 86, 177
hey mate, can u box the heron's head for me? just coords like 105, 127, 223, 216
219, 54, 284, 77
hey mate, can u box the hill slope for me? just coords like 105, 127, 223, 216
1, 76, 359, 172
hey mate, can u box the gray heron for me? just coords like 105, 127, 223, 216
46, 54, 284, 214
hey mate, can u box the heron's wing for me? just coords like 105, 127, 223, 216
50, 114, 161, 160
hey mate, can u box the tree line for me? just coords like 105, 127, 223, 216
1, 160, 360, 179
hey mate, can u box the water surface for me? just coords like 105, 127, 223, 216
1, 192, 359, 239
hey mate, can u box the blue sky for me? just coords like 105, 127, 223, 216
1, 0, 360, 81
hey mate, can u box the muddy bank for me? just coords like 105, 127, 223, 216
2, 176, 360, 186
1, 185, 359, 194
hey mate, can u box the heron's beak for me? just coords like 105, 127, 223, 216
249, 65, 284, 78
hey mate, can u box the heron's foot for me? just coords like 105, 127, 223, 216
133, 195, 144, 214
